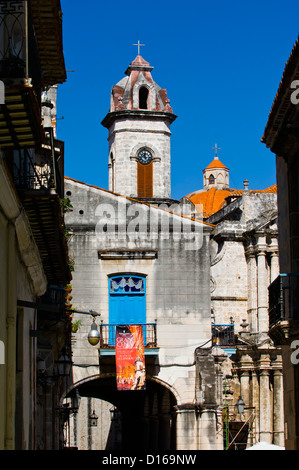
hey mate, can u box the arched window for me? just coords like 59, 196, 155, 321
139, 87, 149, 109
209, 174, 215, 185
217, 173, 224, 184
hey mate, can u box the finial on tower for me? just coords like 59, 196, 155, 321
212, 143, 221, 159
132, 39, 145, 56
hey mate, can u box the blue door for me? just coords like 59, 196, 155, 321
109, 275, 146, 345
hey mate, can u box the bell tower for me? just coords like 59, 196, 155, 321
203, 144, 230, 190
101, 51, 177, 203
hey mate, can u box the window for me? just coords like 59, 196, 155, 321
209, 174, 215, 185
109, 275, 146, 344
137, 161, 153, 197
139, 86, 149, 109
109, 276, 145, 294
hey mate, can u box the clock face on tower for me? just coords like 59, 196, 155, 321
138, 149, 152, 165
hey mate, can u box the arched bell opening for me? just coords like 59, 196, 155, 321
139, 86, 149, 109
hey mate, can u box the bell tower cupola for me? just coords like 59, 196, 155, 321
101, 49, 177, 202
203, 144, 230, 190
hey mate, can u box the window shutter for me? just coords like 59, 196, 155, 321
137, 162, 153, 197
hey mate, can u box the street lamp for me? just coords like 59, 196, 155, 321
55, 348, 72, 377
88, 311, 100, 346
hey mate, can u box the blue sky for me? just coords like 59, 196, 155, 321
58, 0, 299, 200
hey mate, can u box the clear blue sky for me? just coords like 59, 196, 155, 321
58, 0, 299, 200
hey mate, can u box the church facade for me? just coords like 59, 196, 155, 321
63, 54, 224, 450
184, 152, 284, 447
62, 53, 284, 450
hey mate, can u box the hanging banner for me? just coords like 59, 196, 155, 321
115, 325, 146, 391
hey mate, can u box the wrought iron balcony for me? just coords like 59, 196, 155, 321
0, 0, 66, 87
12, 128, 64, 198
269, 273, 299, 329
0, 1, 66, 149
99, 323, 157, 349
4, 125, 71, 286
212, 323, 235, 347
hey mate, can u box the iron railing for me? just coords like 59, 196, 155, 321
212, 324, 235, 347
0, 1, 27, 77
269, 273, 299, 328
12, 128, 64, 197
99, 323, 157, 348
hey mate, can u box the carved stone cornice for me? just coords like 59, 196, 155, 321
269, 320, 299, 345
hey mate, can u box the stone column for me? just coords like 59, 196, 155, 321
197, 408, 219, 450
176, 406, 197, 450
246, 246, 258, 332
238, 352, 253, 411
256, 236, 269, 333
251, 369, 259, 445
273, 368, 285, 446
270, 244, 279, 284
239, 369, 251, 416
259, 354, 272, 443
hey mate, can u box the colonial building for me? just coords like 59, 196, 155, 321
0, 0, 71, 450
63, 54, 225, 451
184, 151, 284, 448
262, 34, 299, 450
63, 50, 284, 450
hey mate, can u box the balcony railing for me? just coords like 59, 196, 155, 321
99, 323, 157, 348
0, 1, 28, 78
269, 273, 299, 328
12, 128, 64, 198
212, 324, 235, 347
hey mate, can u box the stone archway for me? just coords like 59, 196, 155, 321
63, 375, 177, 451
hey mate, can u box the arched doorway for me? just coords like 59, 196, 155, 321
63, 375, 177, 451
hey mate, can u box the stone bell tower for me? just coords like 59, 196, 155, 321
101, 49, 177, 202
203, 144, 230, 190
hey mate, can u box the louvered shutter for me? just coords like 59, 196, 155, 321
137, 162, 153, 197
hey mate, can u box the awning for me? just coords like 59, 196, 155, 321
29, 0, 67, 86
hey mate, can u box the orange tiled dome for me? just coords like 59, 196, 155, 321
204, 158, 229, 170
185, 185, 277, 219
185, 188, 233, 218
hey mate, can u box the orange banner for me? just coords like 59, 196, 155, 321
115, 325, 146, 391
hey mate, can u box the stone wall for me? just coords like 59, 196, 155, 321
64, 177, 222, 449
107, 117, 171, 198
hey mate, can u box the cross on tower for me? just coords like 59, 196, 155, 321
212, 143, 221, 159
133, 40, 145, 56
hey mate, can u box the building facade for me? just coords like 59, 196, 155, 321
184, 153, 284, 448
63, 55, 225, 450
0, 0, 71, 450
262, 35, 299, 450
63, 51, 285, 450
